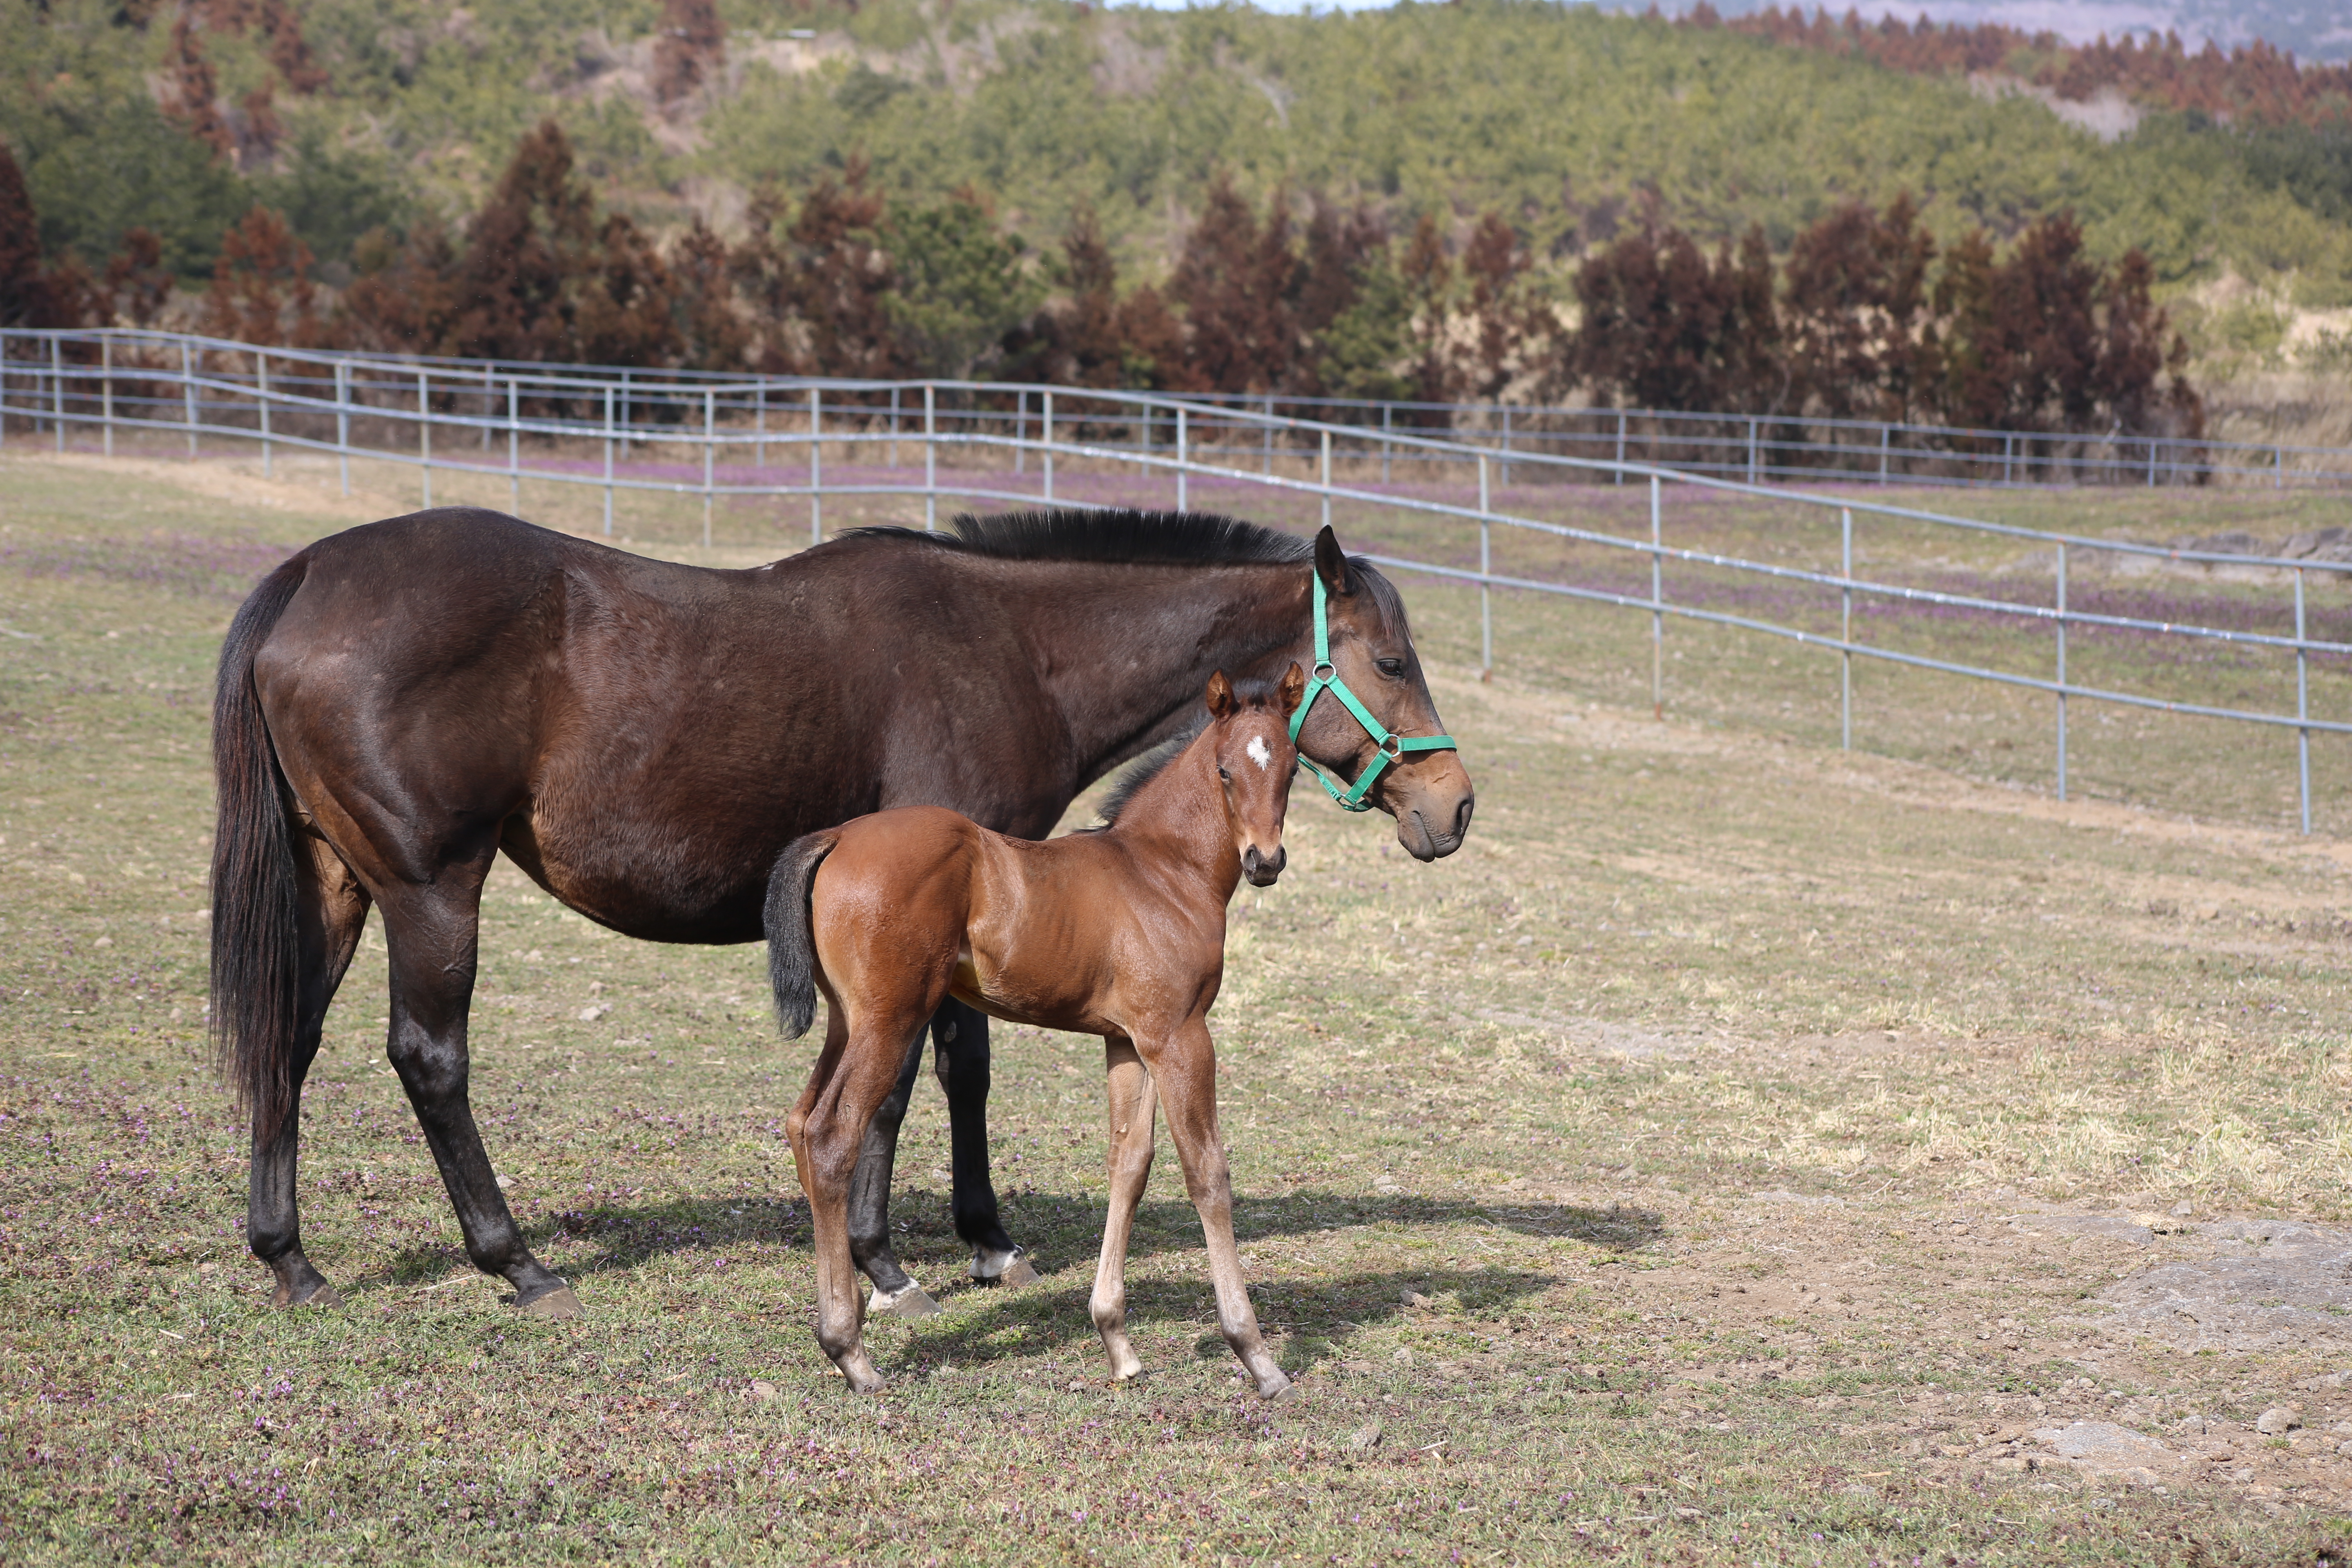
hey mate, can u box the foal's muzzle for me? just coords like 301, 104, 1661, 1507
1241, 845, 1286, 887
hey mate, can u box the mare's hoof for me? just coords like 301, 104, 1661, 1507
273, 1280, 343, 1309
516, 1284, 584, 1320
972, 1246, 1040, 1287
873, 1285, 942, 1319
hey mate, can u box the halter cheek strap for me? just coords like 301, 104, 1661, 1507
1287, 571, 1460, 813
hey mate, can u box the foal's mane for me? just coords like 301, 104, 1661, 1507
1091, 729, 1201, 827
842, 510, 1314, 567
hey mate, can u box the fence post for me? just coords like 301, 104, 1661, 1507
1014, 390, 1026, 477
1, 330, 10, 446
808, 386, 822, 545
703, 388, 716, 549
1042, 389, 1055, 505
1319, 425, 1332, 534
620, 371, 631, 456
336, 361, 350, 495
1650, 474, 1664, 720
257, 351, 273, 477
418, 370, 434, 507
1841, 506, 1853, 751
1615, 410, 1626, 485
1878, 424, 1889, 485
755, 380, 766, 468
2055, 542, 2068, 802
50, 334, 63, 454
2003, 432, 2013, 486
889, 385, 900, 471
481, 365, 494, 450
2296, 567, 2311, 835
1176, 403, 1188, 514
601, 384, 615, 535
1746, 415, 1757, 486
1266, 395, 1276, 478
183, 339, 198, 459
508, 379, 522, 512
924, 383, 937, 532
1478, 452, 1492, 682
2276, 445, 2285, 490
100, 336, 113, 458
1501, 405, 1513, 488
1381, 402, 1392, 485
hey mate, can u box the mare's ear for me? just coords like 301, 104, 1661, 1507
1313, 526, 1355, 597
1205, 670, 1236, 719
1278, 660, 1306, 718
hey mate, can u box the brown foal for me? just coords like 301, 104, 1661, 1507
764, 665, 1308, 1398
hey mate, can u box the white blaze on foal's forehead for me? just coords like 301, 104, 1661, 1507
1246, 734, 1272, 772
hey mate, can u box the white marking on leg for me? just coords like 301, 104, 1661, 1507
1246, 735, 1272, 772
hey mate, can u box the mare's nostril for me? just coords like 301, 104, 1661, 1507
1453, 795, 1476, 841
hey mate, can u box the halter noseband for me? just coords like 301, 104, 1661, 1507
1287, 571, 1460, 813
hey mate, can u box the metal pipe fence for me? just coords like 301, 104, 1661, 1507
6, 328, 2348, 832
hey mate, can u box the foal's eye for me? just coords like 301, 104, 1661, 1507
1376, 658, 1406, 679
1218, 767, 1230, 781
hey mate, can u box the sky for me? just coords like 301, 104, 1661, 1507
1118, 0, 2352, 62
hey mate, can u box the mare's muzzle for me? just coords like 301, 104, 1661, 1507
1241, 845, 1286, 887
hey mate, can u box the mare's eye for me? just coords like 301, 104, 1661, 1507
1376, 658, 1406, 679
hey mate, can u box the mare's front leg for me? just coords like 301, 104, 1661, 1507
1139, 1019, 1289, 1399
248, 834, 371, 1307
1089, 1035, 1158, 1381
933, 1000, 1036, 1285
377, 867, 578, 1317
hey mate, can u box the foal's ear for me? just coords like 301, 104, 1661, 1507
1205, 669, 1237, 719
1278, 660, 1306, 718
1313, 526, 1355, 597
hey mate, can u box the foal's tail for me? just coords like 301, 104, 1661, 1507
764, 831, 840, 1040
211, 554, 310, 1142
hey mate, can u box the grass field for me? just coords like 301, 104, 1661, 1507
2, 445, 2349, 1564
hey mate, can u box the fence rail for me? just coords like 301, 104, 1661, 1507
5, 328, 2347, 832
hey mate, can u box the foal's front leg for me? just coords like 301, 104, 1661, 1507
1089, 1034, 1158, 1381
1139, 1020, 1290, 1399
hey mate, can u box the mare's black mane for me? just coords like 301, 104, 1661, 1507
844, 510, 1314, 567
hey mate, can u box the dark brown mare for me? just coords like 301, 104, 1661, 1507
765, 666, 1308, 1396
211, 507, 1472, 1317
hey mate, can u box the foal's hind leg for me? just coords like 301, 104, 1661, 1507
249, 835, 370, 1307
843, 1030, 941, 1316
375, 861, 577, 1316
791, 1002, 933, 1394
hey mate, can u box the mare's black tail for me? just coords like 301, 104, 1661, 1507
210, 555, 309, 1142
764, 831, 840, 1039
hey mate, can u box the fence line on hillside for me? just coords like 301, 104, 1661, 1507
4, 327, 2348, 832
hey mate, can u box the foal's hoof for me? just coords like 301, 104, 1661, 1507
974, 1246, 1040, 1287
872, 1284, 942, 1319
516, 1283, 584, 1320
1256, 1371, 1296, 1402
273, 1279, 343, 1309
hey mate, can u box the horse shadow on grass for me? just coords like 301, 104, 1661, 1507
490, 1185, 1664, 1295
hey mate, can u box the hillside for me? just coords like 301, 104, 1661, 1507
7, 0, 2352, 319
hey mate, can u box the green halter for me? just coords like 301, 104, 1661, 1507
1288, 571, 1460, 813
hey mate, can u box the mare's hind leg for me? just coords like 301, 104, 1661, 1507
1138, 1019, 1289, 1399
249, 834, 371, 1307
934, 1000, 1034, 1285
843, 1031, 940, 1316
375, 860, 576, 1317
1088, 1035, 1158, 1381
